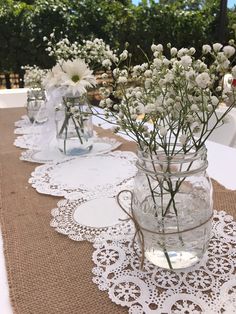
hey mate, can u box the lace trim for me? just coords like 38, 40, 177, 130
50, 193, 133, 242
29, 151, 137, 198
92, 210, 236, 313
20, 137, 122, 164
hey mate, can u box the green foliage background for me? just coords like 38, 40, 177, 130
0, 0, 235, 77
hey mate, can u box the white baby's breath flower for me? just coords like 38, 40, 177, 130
190, 104, 199, 112
156, 44, 163, 52
223, 46, 235, 58
99, 99, 106, 108
207, 104, 213, 111
177, 48, 188, 57
221, 59, 230, 70
211, 96, 219, 107
213, 43, 223, 52
180, 55, 192, 69
170, 47, 178, 56
131, 114, 137, 120
164, 72, 174, 83
101, 73, 108, 79
113, 68, 120, 78
179, 134, 187, 146
145, 78, 152, 89
105, 98, 113, 108
137, 103, 145, 114
202, 45, 211, 54
159, 126, 167, 137
163, 58, 170, 66
144, 70, 152, 77
141, 63, 149, 71
121, 69, 128, 77
102, 59, 112, 68
136, 91, 142, 99
151, 44, 157, 52
145, 103, 156, 113
153, 58, 162, 69
195, 72, 211, 89
191, 121, 200, 133
117, 76, 128, 84
119, 50, 128, 60
185, 69, 196, 81
133, 65, 142, 74
189, 47, 196, 55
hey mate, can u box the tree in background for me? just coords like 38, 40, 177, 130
0, 0, 33, 87
0, 0, 235, 87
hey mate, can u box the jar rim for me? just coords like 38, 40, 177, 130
136, 144, 208, 177
137, 144, 207, 164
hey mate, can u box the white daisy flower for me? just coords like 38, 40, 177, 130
60, 59, 96, 96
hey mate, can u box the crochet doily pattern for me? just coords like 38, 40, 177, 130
92, 210, 236, 314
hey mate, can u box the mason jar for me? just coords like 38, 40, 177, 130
26, 88, 47, 124
132, 145, 213, 270
55, 95, 93, 156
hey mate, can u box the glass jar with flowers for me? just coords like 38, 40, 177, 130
44, 59, 96, 156
96, 41, 236, 270
23, 65, 48, 123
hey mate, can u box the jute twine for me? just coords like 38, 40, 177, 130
116, 190, 214, 269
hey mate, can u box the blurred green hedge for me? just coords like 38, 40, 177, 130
0, 0, 235, 82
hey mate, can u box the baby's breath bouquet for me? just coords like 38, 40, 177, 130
44, 34, 117, 105
22, 65, 48, 123
97, 42, 236, 269
98, 42, 236, 153
23, 65, 48, 90
44, 33, 117, 71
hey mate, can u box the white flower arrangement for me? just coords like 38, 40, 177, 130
22, 65, 48, 89
44, 33, 117, 71
97, 42, 236, 155
43, 58, 96, 152
43, 59, 97, 96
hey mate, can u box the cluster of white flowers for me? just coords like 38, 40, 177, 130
22, 65, 48, 89
44, 33, 117, 70
97, 42, 236, 153
43, 59, 96, 96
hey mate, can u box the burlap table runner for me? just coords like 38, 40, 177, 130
0, 107, 235, 314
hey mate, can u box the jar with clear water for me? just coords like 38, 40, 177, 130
132, 145, 213, 270
27, 88, 47, 124
55, 95, 93, 156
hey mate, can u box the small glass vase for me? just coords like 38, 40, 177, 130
26, 88, 47, 124
132, 145, 213, 270
55, 95, 93, 156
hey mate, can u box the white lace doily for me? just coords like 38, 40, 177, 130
92, 210, 236, 314
14, 123, 44, 135
14, 134, 41, 149
50, 193, 133, 242
29, 151, 137, 198
14, 115, 30, 128
20, 137, 122, 164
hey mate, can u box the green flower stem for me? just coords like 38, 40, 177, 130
64, 123, 68, 154
71, 115, 84, 144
